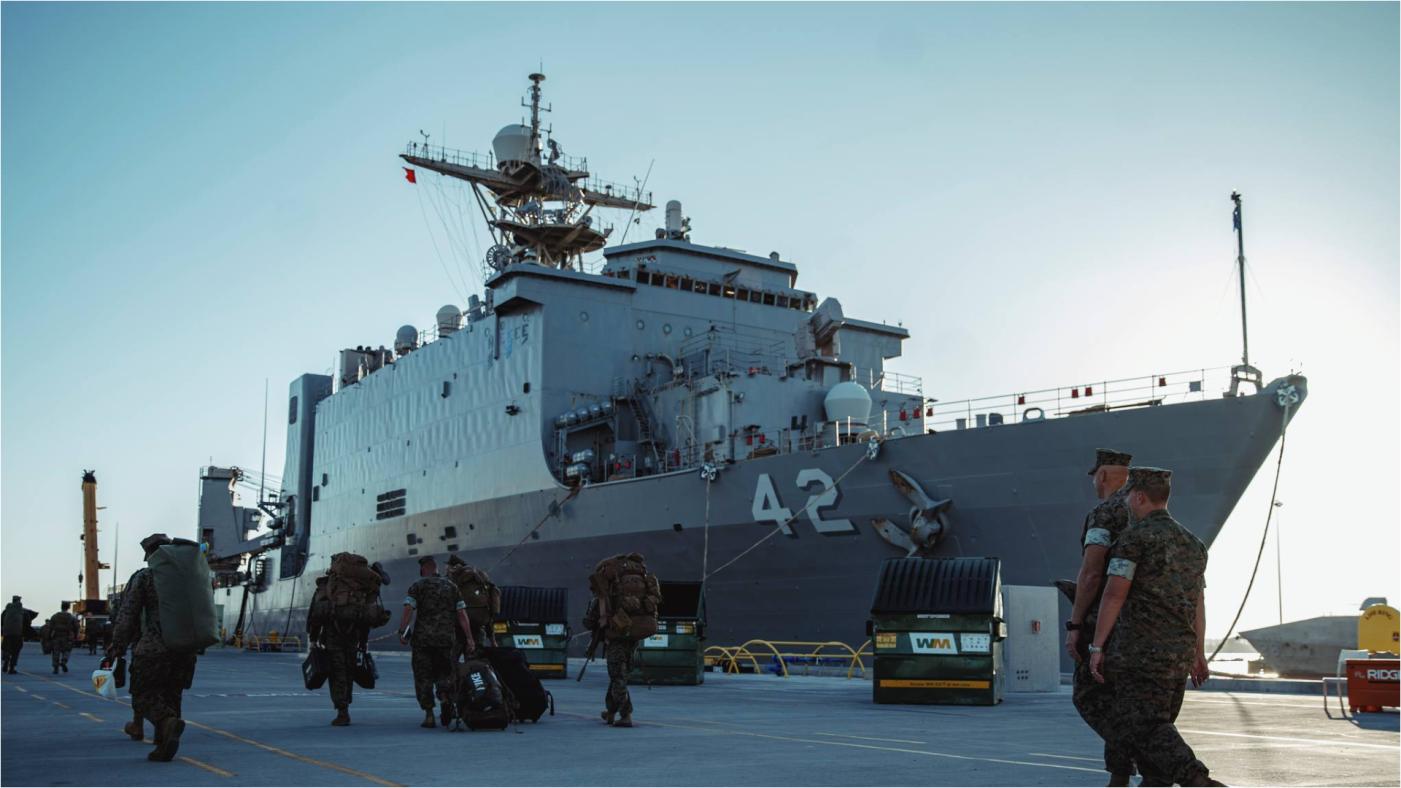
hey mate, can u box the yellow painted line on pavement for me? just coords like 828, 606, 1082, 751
178, 755, 236, 778
1177, 728, 1399, 751
183, 720, 402, 786
557, 711, 1101, 775
20, 669, 393, 786
79, 712, 104, 723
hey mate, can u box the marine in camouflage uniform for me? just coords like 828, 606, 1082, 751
400, 555, 473, 729
110, 534, 194, 762
1068, 449, 1144, 785
1088, 468, 1218, 787
603, 637, 638, 726
1, 596, 26, 674
47, 603, 79, 673
307, 601, 362, 726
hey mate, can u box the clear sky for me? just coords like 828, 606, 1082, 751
3, 2, 1397, 639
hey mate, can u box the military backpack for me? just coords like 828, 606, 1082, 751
147, 539, 220, 653
309, 552, 390, 632
589, 552, 662, 640
446, 562, 501, 630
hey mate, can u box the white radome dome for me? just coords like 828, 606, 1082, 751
492, 124, 533, 164
824, 381, 871, 426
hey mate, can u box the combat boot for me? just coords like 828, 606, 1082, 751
148, 718, 185, 762
439, 701, 455, 730
1106, 774, 1131, 787
123, 720, 144, 741
61, 662, 68, 673
331, 707, 350, 726
421, 709, 436, 728
601, 710, 615, 725
614, 714, 634, 728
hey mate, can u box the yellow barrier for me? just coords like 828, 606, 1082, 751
242, 635, 303, 654
703, 639, 869, 679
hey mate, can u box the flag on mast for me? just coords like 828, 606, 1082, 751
403, 167, 417, 184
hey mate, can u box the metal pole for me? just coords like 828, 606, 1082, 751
111, 521, 119, 596
1273, 501, 1284, 625
1232, 191, 1250, 368
259, 378, 269, 505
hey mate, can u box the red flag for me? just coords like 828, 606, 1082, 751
403, 167, 417, 184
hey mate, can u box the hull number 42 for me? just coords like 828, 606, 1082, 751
752, 471, 856, 535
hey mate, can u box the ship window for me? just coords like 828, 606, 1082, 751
322, 473, 328, 486
663, 324, 672, 335
751, 291, 762, 303
312, 486, 320, 502
523, 382, 530, 394
636, 319, 645, 330
736, 288, 749, 301
708, 283, 721, 296
405, 533, 417, 546
377, 488, 407, 520
777, 295, 790, 308
723, 285, 736, 298
441, 381, 451, 399
288, 396, 299, 425
444, 526, 457, 538
762, 293, 776, 306
679, 277, 692, 291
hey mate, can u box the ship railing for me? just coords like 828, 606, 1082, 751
403, 141, 496, 172
923, 366, 1234, 432
703, 640, 869, 679
578, 175, 651, 207
854, 367, 924, 396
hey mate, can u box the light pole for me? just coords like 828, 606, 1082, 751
1273, 501, 1284, 625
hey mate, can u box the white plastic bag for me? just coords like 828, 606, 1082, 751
91, 668, 116, 699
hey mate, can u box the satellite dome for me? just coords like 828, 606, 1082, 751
394, 325, 419, 355
823, 382, 871, 426
436, 305, 462, 336
492, 124, 533, 165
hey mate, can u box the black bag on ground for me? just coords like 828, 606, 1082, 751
303, 645, 330, 690
113, 656, 127, 689
353, 648, 378, 690
454, 659, 511, 730
485, 646, 553, 722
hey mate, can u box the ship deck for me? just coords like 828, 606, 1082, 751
2, 649, 1396, 786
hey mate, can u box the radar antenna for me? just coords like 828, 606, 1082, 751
1228, 191, 1263, 396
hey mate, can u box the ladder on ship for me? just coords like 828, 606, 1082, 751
627, 384, 664, 471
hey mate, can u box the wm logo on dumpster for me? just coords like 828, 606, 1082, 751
910, 634, 958, 655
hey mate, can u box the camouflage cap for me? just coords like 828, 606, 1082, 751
446, 554, 465, 567
1088, 448, 1133, 475
417, 555, 437, 566
1123, 466, 1172, 491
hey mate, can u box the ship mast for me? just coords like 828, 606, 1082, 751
400, 73, 654, 272
1229, 191, 1263, 396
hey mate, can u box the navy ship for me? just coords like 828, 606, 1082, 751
202, 74, 1307, 649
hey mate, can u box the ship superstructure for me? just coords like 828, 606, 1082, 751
202, 75, 1307, 651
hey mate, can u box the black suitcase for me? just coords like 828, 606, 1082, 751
455, 660, 511, 730
485, 646, 554, 722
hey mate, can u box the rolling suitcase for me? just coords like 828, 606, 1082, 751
455, 659, 511, 730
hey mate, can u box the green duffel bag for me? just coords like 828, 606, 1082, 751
149, 539, 218, 653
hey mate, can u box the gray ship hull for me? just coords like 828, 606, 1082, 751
1240, 615, 1358, 678
226, 375, 1304, 651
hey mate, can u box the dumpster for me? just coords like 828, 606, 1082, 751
494, 585, 569, 679
869, 556, 1005, 705
630, 580, 707, 685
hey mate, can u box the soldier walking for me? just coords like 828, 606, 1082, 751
398, 555, 475, 729
307, 556, 390, 726
1065, 448, 1147, 786
110, 534, 197, 762
1088, 468, 1221, 787
588, 552, 662, 729
47, 602, 79, 674
2, 596, 25, 675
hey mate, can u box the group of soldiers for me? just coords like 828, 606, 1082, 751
310, 552, 641, 730
0, 597, 87, 674
0, 534, 198, 763
1065, 448, 1223, 787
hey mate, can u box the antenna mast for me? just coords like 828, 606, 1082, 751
1229, 192, 1263, 396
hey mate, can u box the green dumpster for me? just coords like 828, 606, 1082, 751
630, 580, 707, 686
495, 585, 569, 679
869, 557, 1006, 706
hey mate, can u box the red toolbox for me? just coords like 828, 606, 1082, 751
1345, 659, 1399, 712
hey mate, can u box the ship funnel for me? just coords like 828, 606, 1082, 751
436, 304, 462, 337
395, 325, 419, 356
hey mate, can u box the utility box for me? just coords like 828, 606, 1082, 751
1345, 658, 1399, 713
494, 586, 569, 679
630, 580, 707, 686
869, 557, 1006, 706
1000, 585, 1061, 692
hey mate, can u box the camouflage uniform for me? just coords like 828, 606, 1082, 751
405, 576, 465, 711
1, 601, 25, 674
604, 638, 637, 719
307, 612, 362, 711
1072, 485, 1137, 778
47, 611, 79, 672
112, 568, 197, 727
1103, 508, 1212, 786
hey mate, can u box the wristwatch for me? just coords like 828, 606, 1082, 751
1087, 644, 1104, 654
1064, 621, 1081, 632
